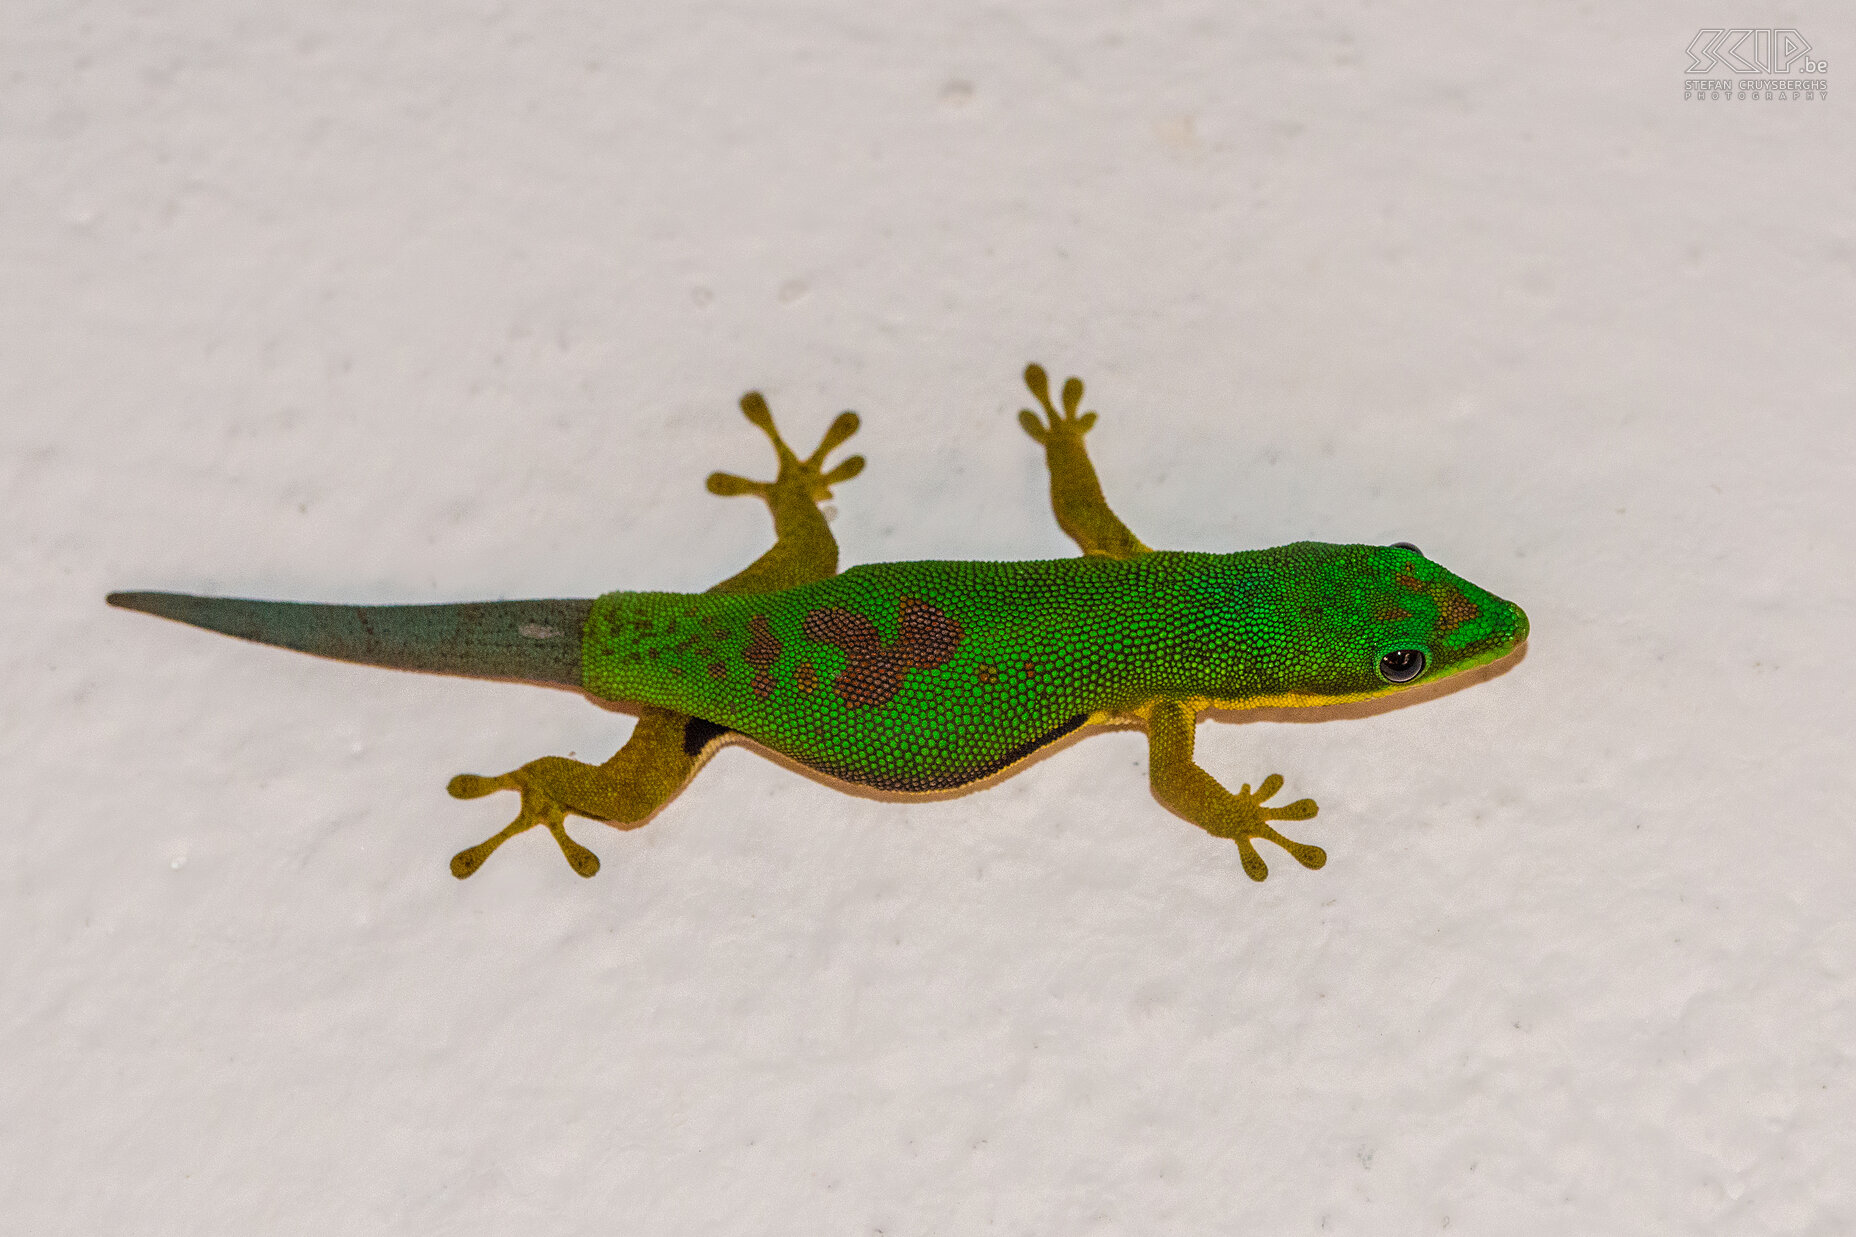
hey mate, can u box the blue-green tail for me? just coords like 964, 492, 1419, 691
106, 592, 590, 686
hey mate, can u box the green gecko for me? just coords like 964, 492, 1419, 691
108, 365, 1528, 882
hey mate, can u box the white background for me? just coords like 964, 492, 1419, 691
5, 3, 1853, 1233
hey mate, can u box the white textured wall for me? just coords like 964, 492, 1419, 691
4, 2, 1852, 1233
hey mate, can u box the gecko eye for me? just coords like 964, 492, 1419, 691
1391, 541, 1422, 555
1377, 648, 1427, 683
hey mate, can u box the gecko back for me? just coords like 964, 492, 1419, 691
581, 544, 1525, 794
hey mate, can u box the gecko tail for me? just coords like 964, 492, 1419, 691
105, 591, 591, 687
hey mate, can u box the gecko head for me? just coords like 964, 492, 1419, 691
1237, 542, 1529, 706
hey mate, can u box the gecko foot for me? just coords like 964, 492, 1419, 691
706, 392, 864, 505
1212, 774, 1322, 881
1017, 363, 1098, 444
447, 764, 600, 879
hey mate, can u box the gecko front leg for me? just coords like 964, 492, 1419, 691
1145, 700, 1324, 881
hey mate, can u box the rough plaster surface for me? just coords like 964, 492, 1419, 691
4, 2, 1853, 1233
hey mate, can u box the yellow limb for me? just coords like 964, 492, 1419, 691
1144, 699, 1324, 881
704, 392, 863, 594
1017, 364, 1151, 561
446, 707, 698, 877
447, 393, 862, 878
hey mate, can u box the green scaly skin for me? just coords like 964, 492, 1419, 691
109, 365, 1528, 882
578, 545, 1522, 792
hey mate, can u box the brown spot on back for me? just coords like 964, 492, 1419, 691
802, 595, 966, 709
707, 662, 727, 681
795, 661, 817, 694
976, 663, 999, 685
897, 596, 962, 667
751, 671, 775, 700
743, 615, 781, 668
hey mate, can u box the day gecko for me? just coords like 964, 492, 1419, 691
108, 365, 1528, 881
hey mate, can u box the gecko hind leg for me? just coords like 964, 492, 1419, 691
1145, 700, 1324, 881
446, 706, 710, 878
1017, 363, 1151, 561
704, 391, 864, 595
445, 393, 862, 878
